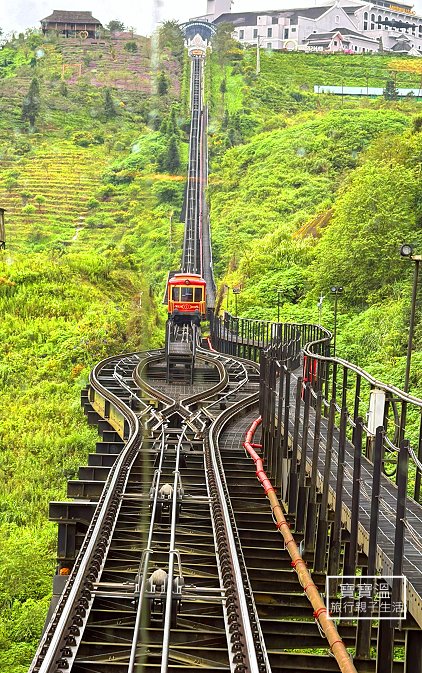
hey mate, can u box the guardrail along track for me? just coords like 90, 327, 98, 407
182, 56, 203, 278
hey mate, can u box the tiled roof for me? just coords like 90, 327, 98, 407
41, 10, 102, 24
214, 6, 330, 26
391, 41, 412, 50
305, 28, 379, 41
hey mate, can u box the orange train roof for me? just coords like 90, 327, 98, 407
168, 273, 206, 286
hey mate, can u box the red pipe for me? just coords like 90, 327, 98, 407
207, 337, 217, 352
242, 416, 357, 673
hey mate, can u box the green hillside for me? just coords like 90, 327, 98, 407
0, 27, 186, 671
208, 48, 422, 395
1, 26, 422, 671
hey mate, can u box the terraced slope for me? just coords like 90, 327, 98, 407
0, 143, 108, 250
57, 36, 154, 92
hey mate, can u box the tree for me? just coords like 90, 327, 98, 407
107, 20, 125, 33
161, 135, 180, 173
384, 79, 399, 101
22, 77, 40, 129
212, 23, 239, 66
104, 88, 116, 120
168, 106, 180, 136
34, 195, 46, 211
220, 78, 227, 108
157, 71, 169, 96
158, 21, 185, 63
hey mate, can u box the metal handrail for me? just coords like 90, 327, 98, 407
304, 337, 422, 407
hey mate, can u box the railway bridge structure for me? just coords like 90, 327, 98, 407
28, 43, 422, 673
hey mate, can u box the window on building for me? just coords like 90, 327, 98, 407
239, 29, 244, 39
412, 24, 416, 34
267, 42, 272, 49
284, 28, 289, 39
333, 40, 338, 45
267, 27, 272, 37
370, 13, 375, 29
335, 14, 340, 23
419, 25, 422, 35
272, 17, 278, 24
363, 11, 368, 30
253, 28, 258, 38
291, 26, 297, 32
354, 45, 358, 51
377, 14, 382, 28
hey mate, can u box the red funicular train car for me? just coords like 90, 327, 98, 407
167, 273, 207, 325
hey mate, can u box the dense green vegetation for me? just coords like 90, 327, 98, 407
1, 23, 422, 671
0, 26, 186, 671
208, 48, 422, 396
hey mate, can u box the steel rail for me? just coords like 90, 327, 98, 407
131, 346, 269, 671
127, 429, 169, 673
181, 345, 270, 673
161, 425, 187, 672
182, 56, 204, 276
29, 353, 144, 673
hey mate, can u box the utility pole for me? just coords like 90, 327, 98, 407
256, 34, 261, 75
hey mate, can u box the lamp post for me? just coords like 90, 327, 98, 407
277, 289, 283, 323
233, 287, 241, 315
256, 34, 261, 75
330, 286, 343, 356
400, 244, 421, 393
225, 284, 230, 312
317, 293, 325, 325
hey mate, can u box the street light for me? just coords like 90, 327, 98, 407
277, 289, 283, 323
224, 284, 230, 312
330, 286, 343, 356
233, 286, 241, 315
317, 293, 325, 325
400, 244, 421, 393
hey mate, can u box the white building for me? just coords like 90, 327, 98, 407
200, 0, 422, 54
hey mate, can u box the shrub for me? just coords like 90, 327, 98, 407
20, 191, 33, 204
72, 131, 94, 147
96, 184, 117, 200
22, 204, 36, 216
5, 178, 18, 191
86, 198, 100, 210
124, 41, 138, 53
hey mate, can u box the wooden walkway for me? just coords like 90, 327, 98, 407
281, 369, 422, 629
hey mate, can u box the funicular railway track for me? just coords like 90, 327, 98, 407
30, 346, 273, 673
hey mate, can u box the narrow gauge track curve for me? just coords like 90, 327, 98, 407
29, 345, 271, 673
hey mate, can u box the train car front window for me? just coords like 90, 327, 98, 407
181, 287, 194, 301
172, 287, 180, 301
194, 287, 203, 302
